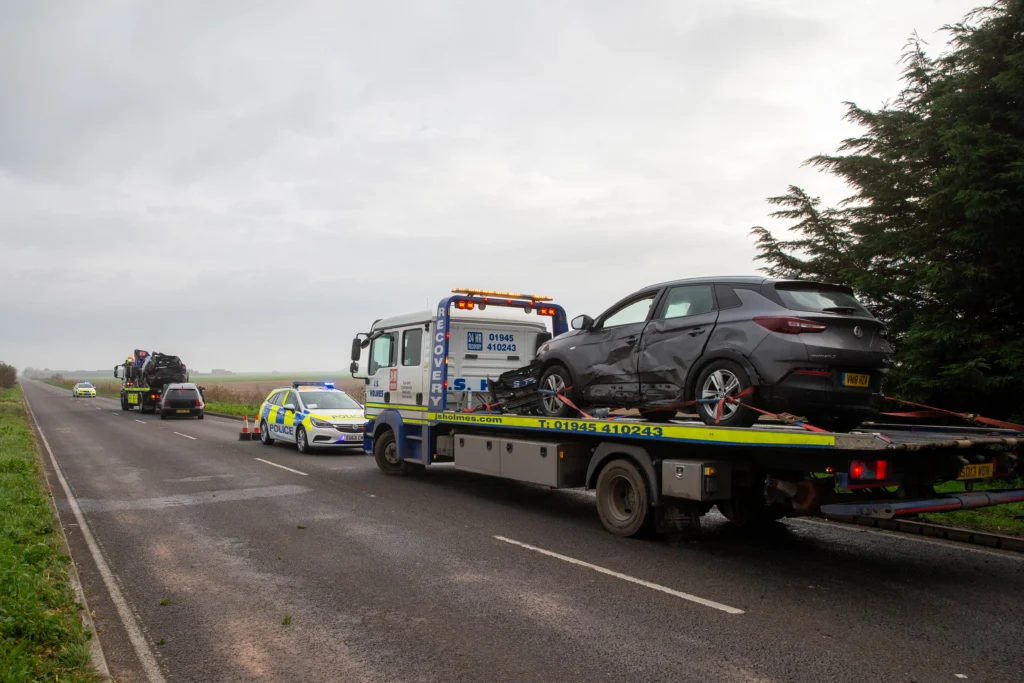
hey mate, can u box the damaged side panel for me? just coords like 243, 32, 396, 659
576, 320, 647, 405
637, 310, 719, 405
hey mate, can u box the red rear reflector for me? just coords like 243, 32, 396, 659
754, 316, 828, 334
794, 369, 831, 377
850, 460, 889, 480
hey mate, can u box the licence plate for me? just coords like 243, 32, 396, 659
958, 463, 994, 480
343, 434, 360, 441
176, 409, 190, 414
128, 394, 138, 404
842, 372, 870, 388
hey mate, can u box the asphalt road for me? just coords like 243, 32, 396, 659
23, 380, 1024, 683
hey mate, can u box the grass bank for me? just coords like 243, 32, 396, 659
0, 385, 102, 682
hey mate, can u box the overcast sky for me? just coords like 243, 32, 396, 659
0, 0, 978, 373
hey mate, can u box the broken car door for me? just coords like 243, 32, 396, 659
573, 293, 658, 407
637, 284, 719, 406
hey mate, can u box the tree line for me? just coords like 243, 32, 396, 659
751, 0, 1024, 422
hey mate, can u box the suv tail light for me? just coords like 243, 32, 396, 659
754, 316, 828, 334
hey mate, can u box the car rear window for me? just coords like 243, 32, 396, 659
773, 283, 872, 317
168, 388, 200, 400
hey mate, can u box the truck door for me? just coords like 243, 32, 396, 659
574, 292, 658, 406
637, 284, 718, 405
394, 325, 427, 406
366, 331, 398, 407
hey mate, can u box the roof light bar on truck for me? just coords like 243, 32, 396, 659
451, 288, 553, 302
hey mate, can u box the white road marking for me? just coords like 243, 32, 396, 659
493, 536, 744, 615
135, 419, 146, 424
95, 407, 102, 410
23, 393, 169, 683
255, 458, 309, 476
787, 518, 1024, 562
173, 432, 196, 440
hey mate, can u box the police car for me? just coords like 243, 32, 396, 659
258, 381, 366, 454
72, 382, 97, 397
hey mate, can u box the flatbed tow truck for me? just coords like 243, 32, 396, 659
350, 289, 1023, 537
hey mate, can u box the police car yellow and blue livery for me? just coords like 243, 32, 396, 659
72, 382, 97, 397
257, 381, 366, 453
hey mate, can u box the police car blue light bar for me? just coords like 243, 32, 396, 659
292, 381, 335, 389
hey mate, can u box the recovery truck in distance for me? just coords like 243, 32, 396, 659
350, 289, 1024, 537
114, 349, 190, 414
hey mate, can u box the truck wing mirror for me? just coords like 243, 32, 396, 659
350, 337, 362, 361
571, 314, 594, 331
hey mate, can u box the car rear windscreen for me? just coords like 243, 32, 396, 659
773, 283, 872, 317
169, 389, 200, 400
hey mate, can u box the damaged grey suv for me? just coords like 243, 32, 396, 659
535, 276, 893, 431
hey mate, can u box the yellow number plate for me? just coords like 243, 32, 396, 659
128, 393, 139, 404
842, 373, 870, 388
958, 463, 994, 480
176, 409, 190, 414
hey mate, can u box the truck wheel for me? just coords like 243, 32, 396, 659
595, 459, 653, 537
260, 420, 274, 445
296, 427, 312, 454
120, 397, 128, 411
373, 430, 407, 476
695, 360, 758, 428
538, 365, 578, 418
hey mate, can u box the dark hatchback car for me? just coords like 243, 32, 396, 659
535, 276, 893, 431
159, 382, 205, 420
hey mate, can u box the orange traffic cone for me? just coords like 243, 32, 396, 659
252, 419, 261, 440
239, 415, 252, 441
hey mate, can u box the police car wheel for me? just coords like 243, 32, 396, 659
260, 420, 274, 445
296, 426, 311, 454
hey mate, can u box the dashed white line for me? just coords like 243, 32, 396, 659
23, 392, 169, 683
254, 458, 309, 476
493, 536, 744, 615
135, 419, 146, 424
173, 432, 196, 440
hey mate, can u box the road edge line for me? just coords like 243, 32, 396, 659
24, 393, 112, 679
23, 387, 169, 683
493, 535, 744, 615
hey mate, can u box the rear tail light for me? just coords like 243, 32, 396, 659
195, 400, 202, 407
455, 300, 476, 310
538, 307, 555, 316
850, 460, 888, 480
754, 316, 828, 334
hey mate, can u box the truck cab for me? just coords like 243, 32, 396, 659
352, 289, 564, 414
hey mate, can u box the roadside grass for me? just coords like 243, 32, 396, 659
919, 476, 1024, 537
0, 385, 102, 682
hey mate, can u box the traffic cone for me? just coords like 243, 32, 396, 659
252, 419, 261, 440
239, 415, 252, 441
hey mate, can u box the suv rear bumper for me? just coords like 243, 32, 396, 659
760, 371, 883, 418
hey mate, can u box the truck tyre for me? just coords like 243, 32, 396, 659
260, 420, 274, 445
373, 430, 407, 476
296, 426, 312, 454
595, 458, 653, 537
538, 365, 577, 418
120, 396, 128, 411
694, 360, 758, 428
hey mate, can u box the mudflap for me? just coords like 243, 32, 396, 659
656, 500, 702, 539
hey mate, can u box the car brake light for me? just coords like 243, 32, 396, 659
754, 316, 828, 334
850, 460, 888, 480
195, 400, 202, 407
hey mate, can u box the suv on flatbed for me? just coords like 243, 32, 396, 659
535, 276, 893, 431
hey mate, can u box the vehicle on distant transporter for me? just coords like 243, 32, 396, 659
158, 382, 205, 420
258, 382, 368, 454
72, 382, 97, 397
535, 276, 893, 431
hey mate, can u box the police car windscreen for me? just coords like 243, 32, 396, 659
299, 391, 360, 410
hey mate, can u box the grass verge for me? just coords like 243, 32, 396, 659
919, 476, 1024, 537
0, 384, 102, 682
